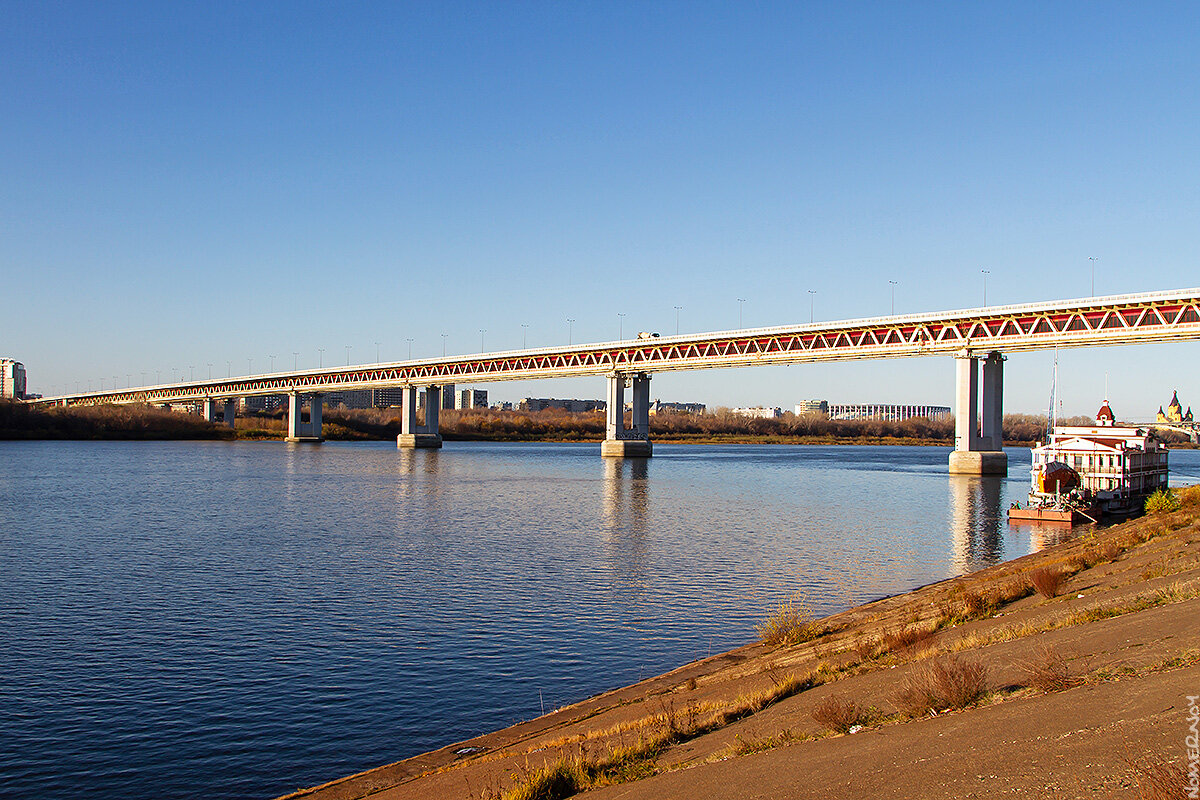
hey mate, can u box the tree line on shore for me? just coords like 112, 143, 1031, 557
9, 398, 1170, 445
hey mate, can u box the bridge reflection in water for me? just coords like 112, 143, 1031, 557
949, 473, 1075, 575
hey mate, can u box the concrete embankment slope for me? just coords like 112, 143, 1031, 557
281, 493, 1200, 800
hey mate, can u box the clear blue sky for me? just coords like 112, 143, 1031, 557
3, 2, 1198, 418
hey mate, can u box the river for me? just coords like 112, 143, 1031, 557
2, 441, 1197, 799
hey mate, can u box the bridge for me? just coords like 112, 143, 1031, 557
30, 288, 1200, 469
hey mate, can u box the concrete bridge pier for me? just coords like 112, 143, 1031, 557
222, 399, 236, 428
201, 398, 217, 422
286, 392, 324, 442
949, 351, 1007, 475
397, 385, 443, 448
602, 372, 652, 458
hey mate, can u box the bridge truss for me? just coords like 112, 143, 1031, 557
36, 288, 1200, 407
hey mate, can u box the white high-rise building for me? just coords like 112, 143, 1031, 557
1, 359, 27, 399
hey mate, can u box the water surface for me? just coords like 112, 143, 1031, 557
3, 441, 1195, 799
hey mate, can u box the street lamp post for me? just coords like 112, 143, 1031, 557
1089, 256, 1099, 296
567, 318, 575, 345
479, 329, 486, 352
981, 269, 990, 306
673, 306, 682, 335
269, 355, 276, 372
441, 334, 448, 356
375, 341, 381, 363
225, 362, 230, 379
317, 348, 324, 368
406, 338, 414, 359
521, 324, 529, 348
808, 290, 816, 323
247, 358, 252, 375
737, 298, 746, 329
345, 346, 351, 366
293, 352, 299, 370
207, 363, 212, 379
617, 313, 625, 340
889, 280, 898, 315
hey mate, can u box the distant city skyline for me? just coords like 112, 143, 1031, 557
3, 3, 1198, 418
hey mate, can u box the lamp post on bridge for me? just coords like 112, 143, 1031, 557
441, 334, 448, 356
247, 358, 252, 376
268, 355, 275, 373
293, 353, 298, 371
674, 306, 682, 335
617, 313, 625, 340
207, 363, 212, 379
345, 345, 351, 366
521, 324, 529, 348
889, 280, 898, 315
981, 269, 990, 307
479, 329, 486, 353
808, 290, 816, 323
567, 318, 575, 345
406, 338, 413, 359
737, 298, 745, 329
189, 366, 194, 381
226, 362, 231, 379
1089, 256, 1099, 296
318, 348, 324, 368
375, 341, 381, 363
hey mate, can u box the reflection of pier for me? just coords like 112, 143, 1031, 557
601, 457, 651, 589
948, 475, 1004, 574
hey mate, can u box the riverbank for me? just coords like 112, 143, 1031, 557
281, 491, 1200, 800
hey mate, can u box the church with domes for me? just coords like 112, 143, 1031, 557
1156, 391, 1194, 424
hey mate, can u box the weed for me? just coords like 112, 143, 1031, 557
853, 636, 881, 662
1144, 488, 1181, 515
810, 696, 865, 734
1016, 646, 1083, 692
1125, 752, 1187, 800
881, 624, 936, 656
1029, 567, 1064, 599
502, 758, 585, 800
756, 595, 818, 646
895, 656, 988, 716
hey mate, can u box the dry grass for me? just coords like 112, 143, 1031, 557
1125, 752, 1189, 800
810, 696, 865, 734
502, 759, 586, 800
1016, 646, 1084, 692
757, 595, 819, 647
895, 657, 988, 716
881, 623, 936, 656
1029, 567, 1064, 599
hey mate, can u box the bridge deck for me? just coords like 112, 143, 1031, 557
34, 288, 1200, 407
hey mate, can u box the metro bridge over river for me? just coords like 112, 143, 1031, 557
31, 288, 1200, 471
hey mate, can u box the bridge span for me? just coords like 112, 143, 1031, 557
30, 288, 1200, 470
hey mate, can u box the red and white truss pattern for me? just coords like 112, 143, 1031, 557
40, 288, 1200, 407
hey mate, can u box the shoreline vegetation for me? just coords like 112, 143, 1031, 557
282, 486, 1200, 800
4, 400, 1194, 447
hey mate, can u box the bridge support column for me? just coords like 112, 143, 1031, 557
286, 392, 324, 442
222, 399, 237, 428
201, 398, 217, 423
601, 372, 652, 458
397, 385, 443, 448
949, 351, 1006, 475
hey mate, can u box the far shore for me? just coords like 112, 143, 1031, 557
7, 400, 1194, 447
